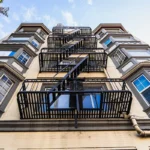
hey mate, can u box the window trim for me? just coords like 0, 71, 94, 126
132, 74, 150, 105
113, 49, 126, 65
31, 39, 40, 48
0, 74, 13, 105
17, 51, 30, 65
104, 38, 112, 47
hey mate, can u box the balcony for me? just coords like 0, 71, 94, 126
17, 78, 132, 122
52, 26, 92, 36
39, 48, 107, 72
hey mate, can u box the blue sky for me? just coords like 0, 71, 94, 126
0, 0, 150, 44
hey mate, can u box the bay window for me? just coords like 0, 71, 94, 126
133, 75, 150, 104
0, 74, 13, 104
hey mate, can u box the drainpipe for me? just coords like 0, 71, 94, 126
125, 114, 150, 137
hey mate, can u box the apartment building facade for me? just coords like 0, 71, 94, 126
0, 23, 150, 150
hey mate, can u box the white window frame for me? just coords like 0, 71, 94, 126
132, 74, 150, 105
113, 49, 126, 65
17, 51, 30, 65
0, 74, 13, 104
31, 39, 39, 48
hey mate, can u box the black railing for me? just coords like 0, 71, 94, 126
17, 78, 132, 121
48, 35, 96, 49
39, 48, 107, 72
52, 26, 92, 36
17, 91, 132, 119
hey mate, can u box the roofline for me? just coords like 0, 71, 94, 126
15, 23, 51, 34
93, 23, 127, 35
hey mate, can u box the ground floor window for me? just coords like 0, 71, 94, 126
133, 74, 150, 104
0, 74, 13, 104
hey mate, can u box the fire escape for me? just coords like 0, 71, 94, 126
17, 26, 132, 127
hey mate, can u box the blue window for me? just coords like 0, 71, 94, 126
9, 51, 16, 56
9, 37, 29, 41
133, 75, 150, 104
0, 51, 16, 56
31, 39, 39, 48
83, 93, 101, 108
18, 51, 30, 65
104, 38, 112, 47
133, 75, 150, 92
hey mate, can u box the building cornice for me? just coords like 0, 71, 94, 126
0, 43, 37, 57
15, 23, 51, 34
0, 119, 149, 131
93, 23, 127, 35
0, 62, 25, 81
121, 62, 150, 80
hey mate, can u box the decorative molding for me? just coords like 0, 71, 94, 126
0, 119, 149, 131
0, 62, 24, 81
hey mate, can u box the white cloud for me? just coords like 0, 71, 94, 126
87, 0, 93, 5
0, 23, 8, 39
43, 15, 57, 28
2, 16, 11, 23
21, 6, 41, 21
61, 11, 77, 26
12, 12, 19, 21
68, 0, 74, 3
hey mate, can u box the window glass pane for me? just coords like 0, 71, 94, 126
104, 38, 112, 46
9, 37, 29, 41
0, 75, 13, 103
32, 39, 39, 48
9, 51, 16, 56
128, 50, 150, 56
82, 93, 101, 109
0, 51, 12, 56
18, 51, 30, 65
139, 75, 150, 88
142, 87, 150, 104
133, 75, 150, 92
1, 75, 8, 82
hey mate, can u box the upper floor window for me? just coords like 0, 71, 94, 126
113, 49, 126, 65
0, 51, 16, 56
8, 37, 29, 41
31, 39, 39, 48
39, 30, 46, 38
104, 38, 112, 47
127, 50, 150, 57
18, 51, 30, 65
133, 75, 150, 104
0, 74, 13, 104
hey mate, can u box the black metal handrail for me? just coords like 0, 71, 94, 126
17, 90, 132, 119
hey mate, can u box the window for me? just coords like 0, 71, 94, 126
104, 38, 112, 47
44, 88, 70, 109
133, 75, 150, 104
0, 74, 13, 104
0, 51, 16, 56
18, 51, 30, 65
113, 49, 126, 65
113, 36, 133, 41
8, 37, 29, 41
127, 50, 150, 57
31, 39, 39, 48
82, 93, 101, 108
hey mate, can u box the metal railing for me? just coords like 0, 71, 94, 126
39, 48, 107, 72
17, 78, 132, 121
